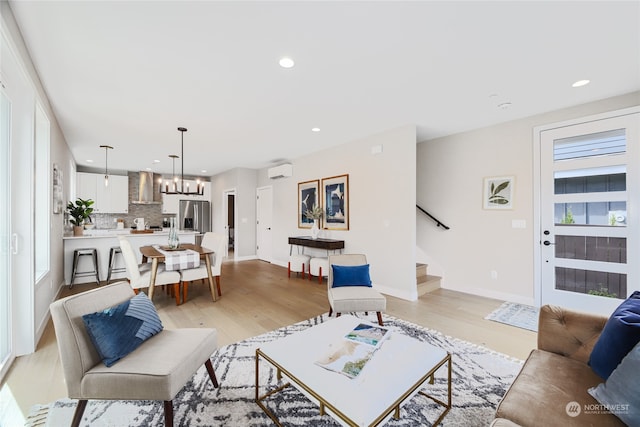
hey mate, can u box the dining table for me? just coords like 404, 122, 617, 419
139, 243, 218, 302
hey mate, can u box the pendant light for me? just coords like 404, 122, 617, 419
99, 145, 113, 187
159, 127, 204, 195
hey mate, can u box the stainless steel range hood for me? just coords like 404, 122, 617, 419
131, 171, 161, 204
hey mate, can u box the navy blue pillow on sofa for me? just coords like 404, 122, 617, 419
331, 264, 372, 288
82, 292, 163, 367
589, 291, 640, 379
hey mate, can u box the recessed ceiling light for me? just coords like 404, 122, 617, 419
145, 167, 152, 171
572, 79, 590, 88
498, 102, 512, 110
153, 159, 160, 163
311, 127, 320, 132
279, 57, 295, 69
201, 170, 207, 173
86, 159, 94, 163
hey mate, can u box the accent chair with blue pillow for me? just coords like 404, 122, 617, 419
50, 281, 219, 427
327, 254, 386, 326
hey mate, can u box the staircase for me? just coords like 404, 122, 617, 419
416, 263, 441, 296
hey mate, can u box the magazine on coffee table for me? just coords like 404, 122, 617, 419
344, 323, 390, 348
315, 323, 392, 378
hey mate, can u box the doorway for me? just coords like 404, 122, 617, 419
223, 189, 236, 260
535, 108, 639, 316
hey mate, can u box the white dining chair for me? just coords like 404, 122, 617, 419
118, 236, 182, 304
180, 232, 227, 303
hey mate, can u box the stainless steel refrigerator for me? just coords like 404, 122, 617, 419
179, 200, 211, 245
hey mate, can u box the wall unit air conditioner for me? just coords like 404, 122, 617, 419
267, 163, 293, 179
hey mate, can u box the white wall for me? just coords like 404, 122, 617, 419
210, 167, 257, 260
417, 91, 640, 305
2, 3, 75, 353
258, 125, 418, 300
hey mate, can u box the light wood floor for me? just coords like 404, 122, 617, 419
1, 259, 536, 419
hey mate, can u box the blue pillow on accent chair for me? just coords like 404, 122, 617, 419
82, 292, 163, 367
589, 291, 640, 379
589, 341, 640, 426
331, 264, 372, 287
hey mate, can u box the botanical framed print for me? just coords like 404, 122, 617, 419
483, 176, 514, 210
298, 179, 320, 228
53, 163, 63, 214
322, 174, 349, 230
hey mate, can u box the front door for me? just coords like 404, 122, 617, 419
539, 109, 640, 315
537, 108, 639, 316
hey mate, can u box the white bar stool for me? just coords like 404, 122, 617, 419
288, 254, 311, 279
309, 257, 329, 284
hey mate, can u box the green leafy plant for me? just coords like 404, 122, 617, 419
587, 287, 618, 298
66, 198, 94, 226
560, 207, 575, 224
304, 205, 323, 220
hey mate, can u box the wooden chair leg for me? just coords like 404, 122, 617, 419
164, 400, 174, 427
287, 262, 291, 278
182, 281, 189, 304
376, 312, 384, 326
329, 306, 333, 316
336, 312, 341, 318
173, 283, 180, 305
216, 276, 221, 297
205, 358, 219, 388
71, 399, 88, 427
318, 266, 323, 284
301, 263, 306, 279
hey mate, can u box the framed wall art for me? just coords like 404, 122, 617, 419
298, 179, 320, 228
483, 176, 514, 210
322, 174, 349, 230
53, 163, 63, 214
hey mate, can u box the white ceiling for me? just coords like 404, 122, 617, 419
8, 1, 640, 176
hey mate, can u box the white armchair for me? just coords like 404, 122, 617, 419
49, 282, 218, 427
327, 254, 386, 326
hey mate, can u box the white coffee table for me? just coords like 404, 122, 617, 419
255, 315, 451, 427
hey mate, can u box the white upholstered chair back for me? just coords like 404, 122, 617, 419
327, 253, 368, 292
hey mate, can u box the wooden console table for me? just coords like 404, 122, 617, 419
288, 236, 345, 255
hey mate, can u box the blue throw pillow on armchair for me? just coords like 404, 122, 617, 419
82, 292, 163, 367
589, 291, 640, 379
331, 264, 372, 287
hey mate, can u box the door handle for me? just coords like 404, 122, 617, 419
543, 240, 555, 246
11, 233, 18, 254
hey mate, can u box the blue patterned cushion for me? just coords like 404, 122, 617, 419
589, 291, 640, 379
589, 341, 640, 425
332, 264, 372, 288
82, 292, 163, 367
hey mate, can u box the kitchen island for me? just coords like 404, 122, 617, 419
63, 229, 198, 286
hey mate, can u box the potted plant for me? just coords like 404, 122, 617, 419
305, 205, 323, 239
66, 198, 94, 236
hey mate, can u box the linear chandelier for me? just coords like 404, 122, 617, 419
159, 127, 204, 195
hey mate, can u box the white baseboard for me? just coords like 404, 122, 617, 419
441, 284, 536, 307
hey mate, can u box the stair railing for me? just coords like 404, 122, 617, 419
416, 205, 450, 230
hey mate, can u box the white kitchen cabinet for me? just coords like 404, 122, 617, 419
76, 172, 129, 213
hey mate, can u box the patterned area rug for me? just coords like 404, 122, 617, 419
28, 313, 522, 426
485, 302, 539, 332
